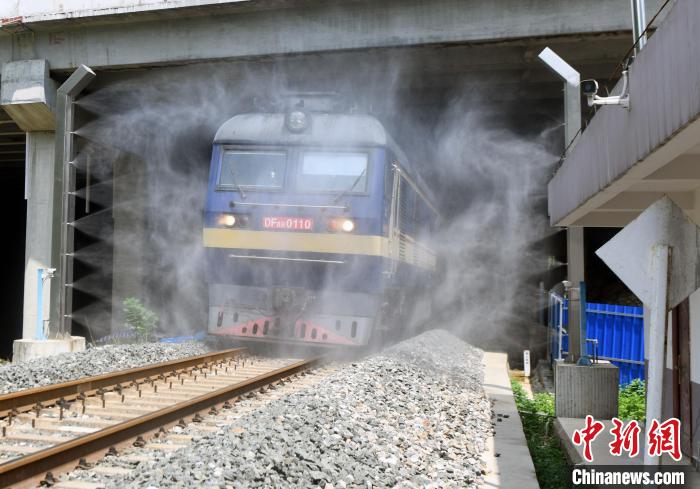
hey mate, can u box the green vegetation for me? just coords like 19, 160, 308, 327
511, 380, 570, 489
510, 375, 646, 489
618, 379, 646, 421
123, 297, 158, 342
511, 376, 646, 489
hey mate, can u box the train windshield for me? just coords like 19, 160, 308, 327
219, 150, 286, 190
297, 151, 368, 193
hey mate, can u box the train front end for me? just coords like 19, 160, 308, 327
203, 109, 392, 346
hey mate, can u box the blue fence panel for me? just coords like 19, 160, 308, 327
562, 302, 569, 357
585, 302, 644, 386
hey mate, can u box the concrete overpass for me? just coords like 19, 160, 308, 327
0, 0, 662, 71
0, 0, 662, 358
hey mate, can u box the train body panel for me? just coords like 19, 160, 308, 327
203, 109, 438, 346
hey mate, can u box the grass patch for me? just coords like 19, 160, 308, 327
511, 379, 571, 489
618, 379, 646, 422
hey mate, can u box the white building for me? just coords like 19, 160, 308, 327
549, 0, 700, 464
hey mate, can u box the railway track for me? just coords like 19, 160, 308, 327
0, 348, 323, 488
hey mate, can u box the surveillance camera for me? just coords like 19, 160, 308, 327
581, 79, 599, 97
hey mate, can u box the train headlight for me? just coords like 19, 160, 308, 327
222, 214, 236, 227
328, 218, 356, 233
341, 219, 355, 232
217, 213, 240, 228
218, 213, 249, 228
285, 109, 309, 133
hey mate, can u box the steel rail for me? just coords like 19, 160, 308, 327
0, 348, 246, 415
0, 356, 322, 487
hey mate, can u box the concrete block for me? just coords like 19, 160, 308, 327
555, 361, 619, 419
1, 59, 57, 131
12, 336, 86, 363
70, 336, 86, 352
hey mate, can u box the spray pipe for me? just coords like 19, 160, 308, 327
36, 268, 56, 340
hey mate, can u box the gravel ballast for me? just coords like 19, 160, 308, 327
0, 342, 211, 394
112, 329, 492, 488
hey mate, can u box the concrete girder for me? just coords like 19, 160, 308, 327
599, 191, 695, 211
0, 0, 664, 71
643, 154, 700, 180
572, 211, 642, 227
570, 190, 699, 227
0, 59, 57, 131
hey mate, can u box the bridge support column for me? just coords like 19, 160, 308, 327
1, 59, 86, 360
21, 132, 57, 341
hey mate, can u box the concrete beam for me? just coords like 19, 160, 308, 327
644, 154, 700, 180
0, 0, 664, 71
0, 59, 56, 131
572, 211, 641, 227
599, 191, 695, 211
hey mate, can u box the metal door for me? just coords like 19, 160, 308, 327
672, 297, 692, 456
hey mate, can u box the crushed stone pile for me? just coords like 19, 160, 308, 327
0, 342, 210, 394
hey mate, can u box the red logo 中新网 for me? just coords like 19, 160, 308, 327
647, 417, 682, 461
572, 415, 605, 462
609, 417, 641, 457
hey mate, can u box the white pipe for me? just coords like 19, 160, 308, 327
644, 244, 669, 465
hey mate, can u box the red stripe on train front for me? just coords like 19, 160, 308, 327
213, 316, 358, 346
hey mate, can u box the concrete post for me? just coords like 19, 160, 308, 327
22, 132, 57, 339
567, 227, 585, 361
644, 244, 670, 466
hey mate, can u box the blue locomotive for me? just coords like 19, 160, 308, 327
203, 99, 438, 346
